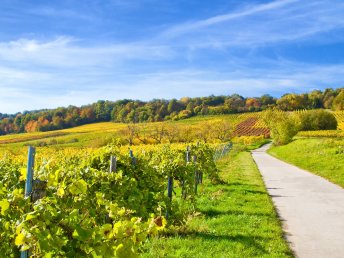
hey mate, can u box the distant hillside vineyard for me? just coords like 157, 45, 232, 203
0, 87, 343, 135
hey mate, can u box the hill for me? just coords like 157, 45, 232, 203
1, 110, 343, 152
0, 88, 343, 136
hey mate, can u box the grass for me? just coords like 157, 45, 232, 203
268, 138, 344, 188
141, 151, 292, 258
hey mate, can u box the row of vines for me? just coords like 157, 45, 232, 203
234, 110, 344, 139
0, 143, 218, 257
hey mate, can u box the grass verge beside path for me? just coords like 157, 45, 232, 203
268, 138, 344, 188
142, 151, 292, 258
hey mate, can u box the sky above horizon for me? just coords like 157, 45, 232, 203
0, 0, 344, 113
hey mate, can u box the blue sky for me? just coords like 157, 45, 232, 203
0, 0, 344, 113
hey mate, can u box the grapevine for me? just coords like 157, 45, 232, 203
0, 142, 218, 257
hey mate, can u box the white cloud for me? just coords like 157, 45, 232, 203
0, 66, 52, 85
0, 37, 174, 68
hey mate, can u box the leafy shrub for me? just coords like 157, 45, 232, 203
263, 109, 300, 146
298, 110, 337, 130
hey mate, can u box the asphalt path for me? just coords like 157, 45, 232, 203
251, 144, 344, 258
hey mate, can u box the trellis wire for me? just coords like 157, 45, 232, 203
213, 142, 232, 160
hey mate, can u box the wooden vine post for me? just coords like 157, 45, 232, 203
20, 147, 46, 257
166, 176, 173, 218
21, 146, 47, 258
105, 155, 117, 223
193, 155, 198, 195
182, 146, 191, 199
198, 169, 203, 184
109, 156, 117, 173
129, 149, 136, 165
21, 146, 35, 258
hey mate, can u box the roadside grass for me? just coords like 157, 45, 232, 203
142, 151, 292, 258
268, 138, 344, 188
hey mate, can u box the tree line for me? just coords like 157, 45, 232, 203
0, 87, 343, 135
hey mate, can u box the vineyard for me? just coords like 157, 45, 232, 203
233, 110, 344, 138
334, 111, 344, 130
297, 130, 344, 138
0, 110, 343, 152
0, 143, 225, 257
0, 109, 343, 257
233, 117, 270, 137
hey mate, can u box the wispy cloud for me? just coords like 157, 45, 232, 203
162, 0, 299, 38
0, 37, 174, 68
159, 0, 344, 48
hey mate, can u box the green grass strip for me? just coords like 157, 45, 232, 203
142, 151, 292, 258
268, 138, 344, 188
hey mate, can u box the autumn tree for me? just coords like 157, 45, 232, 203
134, 124, 150, 144
25, 120, 39, 133
164, 124, 180, 143
118, 124, 138, 145
211, 120, 233, 142
245, 98, 261, 111
179, 126, 194, 143
195, 122, 212, 143
150, 124, 166, 144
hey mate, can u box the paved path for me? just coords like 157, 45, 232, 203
251, 144, 344, 258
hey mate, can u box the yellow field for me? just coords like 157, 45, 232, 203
0, 114, 247, 149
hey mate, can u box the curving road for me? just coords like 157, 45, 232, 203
251, 144, 344, 258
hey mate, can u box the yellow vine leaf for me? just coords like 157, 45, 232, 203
15, 232, 25, 246
19, 168, 27, 181
57, 187, 65, 197
0, 199, 10, 215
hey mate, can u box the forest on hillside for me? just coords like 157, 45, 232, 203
0, 87, 343, 135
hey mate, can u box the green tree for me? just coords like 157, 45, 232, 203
308, 90, 323, 109
260, 94, 275, 108
277, 94, 307, 111
332, 90, 344, 110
